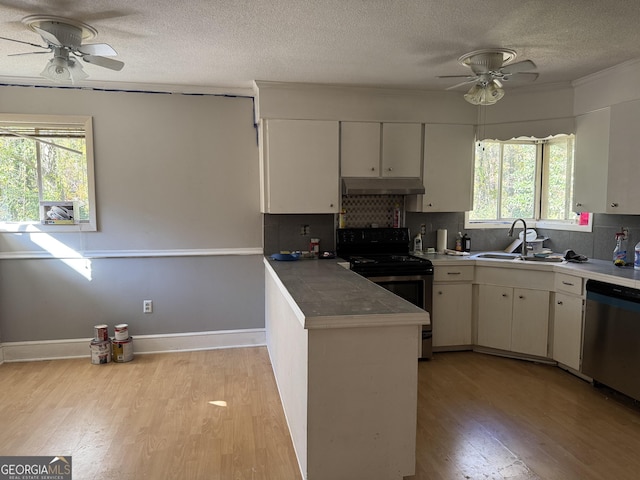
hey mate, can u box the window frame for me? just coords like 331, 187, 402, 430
0, 114, 96, 233
465, 134, 592, 232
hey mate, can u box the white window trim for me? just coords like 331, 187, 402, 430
464, 212, 593, 232
0, 114, 96, 233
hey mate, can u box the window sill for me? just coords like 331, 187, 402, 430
0, 222, 96, 233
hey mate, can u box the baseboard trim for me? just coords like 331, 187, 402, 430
1, 328, 266, 363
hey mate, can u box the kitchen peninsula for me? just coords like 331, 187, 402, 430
264, 257, 429, 480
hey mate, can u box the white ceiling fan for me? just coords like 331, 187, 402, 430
0, 15, 124, 83
439, 48, 538, 105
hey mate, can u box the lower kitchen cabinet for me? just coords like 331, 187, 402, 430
552, 293, 583, 370
477, 284, 550, 357
432, 283, 472, 348
552, 273, 584, 371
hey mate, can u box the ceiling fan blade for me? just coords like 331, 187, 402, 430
32, 25, 64, 47
0, 35, 48, 50
445, 79, 478, 91
437, 75, 475, 79
77, 43, 117, 56
504, 72, 539, 82
82, 55, 124, 71
501, 59, 537, 74
8, 51, 51, 56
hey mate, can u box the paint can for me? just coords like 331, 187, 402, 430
112, 337, 134, 363
114, 323, 129, 341
94, 324, 109, 342
90, 339, 111, 365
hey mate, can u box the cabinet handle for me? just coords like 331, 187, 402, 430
502, 294, 508, 297
428, 203, 433, 207
447, 272, 461, 275
518, 295, 524, 299
388, 167, 393, 171
611, 202, 619, 208
371, 167, 376, 171
575, 202, 582, 207
557, 301, 564, 305
438, 291, 443, 295
562, 281, 574, 286
330, 203, 334, 208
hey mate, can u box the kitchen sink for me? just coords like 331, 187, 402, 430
520, 256, 565, 263
474, 252, 565, 263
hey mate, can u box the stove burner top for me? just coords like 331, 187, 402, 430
337, 227, 433, 276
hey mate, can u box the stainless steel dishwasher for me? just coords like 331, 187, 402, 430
582, 279, 640, 401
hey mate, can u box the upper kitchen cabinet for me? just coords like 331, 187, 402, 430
606, 99, 640, 213
340, 122, 380, 177
573, 107, 610, 213
381, 123, 422, 177
406, 124, 474, 213
574, 102, 640, 214
340, 122, 422, 178
261, 119, 339, 213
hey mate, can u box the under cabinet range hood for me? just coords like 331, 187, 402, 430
341, 177, 425, 195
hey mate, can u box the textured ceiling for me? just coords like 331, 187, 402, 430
1, 0, 640, 93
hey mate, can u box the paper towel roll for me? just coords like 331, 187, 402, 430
437, 229, 447, 253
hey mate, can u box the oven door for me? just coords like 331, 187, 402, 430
364, 274, 433, 360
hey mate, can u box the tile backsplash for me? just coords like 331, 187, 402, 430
341, 195, 404, 228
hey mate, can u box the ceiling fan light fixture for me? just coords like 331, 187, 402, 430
40, 53, 87, 84
464, 80, 505, 106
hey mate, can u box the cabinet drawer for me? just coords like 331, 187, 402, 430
434, 265, 474, 282
555, 273, 583, 295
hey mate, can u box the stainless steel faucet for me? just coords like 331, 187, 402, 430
508, 218, 528, 257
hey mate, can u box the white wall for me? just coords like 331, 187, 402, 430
0, 85, 264, 342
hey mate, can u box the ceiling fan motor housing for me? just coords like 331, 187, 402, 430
40, 21, 82, 48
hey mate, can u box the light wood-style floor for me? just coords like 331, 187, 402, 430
2, 348, 640, 479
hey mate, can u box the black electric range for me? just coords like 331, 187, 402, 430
336, 227, 433, 359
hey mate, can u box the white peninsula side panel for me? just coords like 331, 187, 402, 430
264, 258, 425, 480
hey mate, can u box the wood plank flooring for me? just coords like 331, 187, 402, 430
411, 351, 640, 480
2, 348, 640, 479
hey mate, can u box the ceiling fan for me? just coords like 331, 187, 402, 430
0, 15, 124, 83
439, 48, 538, 105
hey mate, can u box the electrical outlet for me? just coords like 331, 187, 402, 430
300, 224, 310, 235
143, 300, 153, 314
420, 224, 427, 235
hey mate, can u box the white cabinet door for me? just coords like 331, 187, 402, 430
607, 99, 640, 213
573, 108, 610, 213
406, 124, 474, 213
552, 292, 583, 370
340, 122, 380, 177
432, 283, 472, 347
263, 119, 339, 213
381, 123, 422, 177
477, 284, 513, 351
511, 288, 550, 357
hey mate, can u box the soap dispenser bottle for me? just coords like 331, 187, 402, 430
413, 233, 423, 253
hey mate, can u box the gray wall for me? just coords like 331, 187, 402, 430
0, 85, 264, 342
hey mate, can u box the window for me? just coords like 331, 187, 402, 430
467, 134, 586, 230
0, 114, 96, 232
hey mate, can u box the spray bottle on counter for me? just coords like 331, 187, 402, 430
613, 231, 628, 266
635, 239, 640, 270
